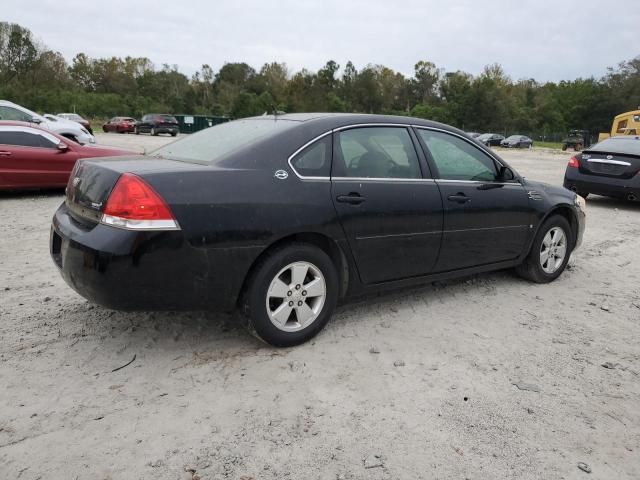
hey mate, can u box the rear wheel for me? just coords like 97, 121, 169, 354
516, 215, 573, 283
151, 127, 157, 136
242, 243, 338, 347
134, 127, 139, 135
574, 143, 583, 152
171, 132, 177, 137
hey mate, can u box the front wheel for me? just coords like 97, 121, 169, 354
516, 215, 573, 283
242, 243, 338, 347
134, 127, 139, 135
150, 127, 157, 136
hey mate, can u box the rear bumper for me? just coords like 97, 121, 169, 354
50, 203, 259, 311
155, 126, 179, 134
564, 167, 640, 199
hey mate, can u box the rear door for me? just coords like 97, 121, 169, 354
415, 127, 533, 272
331, 125, 443, 284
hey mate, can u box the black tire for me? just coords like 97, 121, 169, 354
151, 127, 157, 136
241, 243, 338, 347
561, 144, 567, 151
135, 127, 139, 135
171, 132, 177, 137
516, 215, 573, 283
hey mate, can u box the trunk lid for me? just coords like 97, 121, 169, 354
578, 151, 640, 179
65, 155, 205, 225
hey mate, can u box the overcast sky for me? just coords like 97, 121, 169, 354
4, 0, 638, 82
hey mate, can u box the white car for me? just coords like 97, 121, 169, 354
0, 100, 95, 144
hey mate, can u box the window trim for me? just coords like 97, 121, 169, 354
287, 130, 333, 180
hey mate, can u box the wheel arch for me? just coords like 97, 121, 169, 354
237, 232, 350, 308
539, 204, 579, 248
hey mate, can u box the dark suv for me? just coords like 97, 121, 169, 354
135, 114, 179, 136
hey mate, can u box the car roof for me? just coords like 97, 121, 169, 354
242, 112, 465, 134
0, 120, 65, 141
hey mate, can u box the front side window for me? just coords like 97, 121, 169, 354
335, 127, 421, 179
0, 130, 57, 148
0, 106, 32, 122
290, 135, 331, 177
418, 129, 499, 182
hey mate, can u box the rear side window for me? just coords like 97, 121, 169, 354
290, 135, 331, 177
334, 127, 422, 179
0, 130, 57, 148
418, 129, 498, 182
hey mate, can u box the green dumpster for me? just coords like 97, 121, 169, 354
174, 115, 230, 134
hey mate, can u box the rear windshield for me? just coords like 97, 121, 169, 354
589, 137, 640, 156
159, 115, 177, 122
150, 118, 298, 163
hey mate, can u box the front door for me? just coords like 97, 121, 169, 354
415, 128, 534, 272
331, 126, 443, 284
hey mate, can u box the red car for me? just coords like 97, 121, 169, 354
0, 121, 137, 190
102, 117, 137, 134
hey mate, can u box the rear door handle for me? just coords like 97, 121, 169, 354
336, 193, 366, 205
447, 193, 470, 204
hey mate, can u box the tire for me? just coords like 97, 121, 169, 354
135, 127, 139, 135
516, 215, 573, 283
574, 144, 583, 152
171, 132, 177, 137
561, 144, 567, 151
102, 126, 108, 133
241, 243, 339, 347
151, 127, 157, 136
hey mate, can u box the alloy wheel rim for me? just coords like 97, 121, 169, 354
265, 261, 326, 332
540, 226, 567, 274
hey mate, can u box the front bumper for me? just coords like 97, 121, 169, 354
564, 167, 640, 200
50, 202, 254, 311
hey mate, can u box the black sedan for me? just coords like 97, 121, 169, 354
135, 114, 179, 136
563, 136, 640, 201
51, 114, 585, 346
501, 135, 533, 148
477, 133, 505, 147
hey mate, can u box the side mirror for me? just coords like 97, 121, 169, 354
498, 166, 515, 181
57, 142, 69, 152
30, 116, 42, 125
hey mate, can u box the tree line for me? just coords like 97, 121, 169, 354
1, 21, 639, 138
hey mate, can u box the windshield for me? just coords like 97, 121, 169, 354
151, 118, 298, 163
505, 135, 520, 141
589, 137, 640, 156
477, 133, 492, 140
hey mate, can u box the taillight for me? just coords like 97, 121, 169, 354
568, 156, 580, 168
101, 173, 180, 231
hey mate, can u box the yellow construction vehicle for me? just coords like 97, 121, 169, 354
598, 109, 640, 141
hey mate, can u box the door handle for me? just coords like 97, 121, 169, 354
336, 193, 366, 205
0, 151, 12, 156
447, 193, 470, 203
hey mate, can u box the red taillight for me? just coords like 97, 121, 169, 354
101, 173, 179, 230
568, 156, 580, 168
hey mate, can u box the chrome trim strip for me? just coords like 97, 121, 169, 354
332, 176, 435, 183
587, 159, 631, 166
356, 231, 441, 240
333, 123, 412, 131
101, 214, 181, 231
287, 130, 333, 180
435, 179, 521, 186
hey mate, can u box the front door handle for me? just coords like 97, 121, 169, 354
336, 193, 366, 205
447, 193, 470, 204
0, 151, 12, 156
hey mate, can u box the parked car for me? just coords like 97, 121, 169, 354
51, 113, 585, 347
466, 132, 481, 138
563, 136, 640, 201
0, 121, 136, 190
0, 100, 95, 144
57, 113, 93, 134
103, 117, 137, 134
135, 114, 179, 136
477, 133, 505, 147
501, 135, 533, 148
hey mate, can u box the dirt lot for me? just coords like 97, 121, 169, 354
1, 133, 639, 479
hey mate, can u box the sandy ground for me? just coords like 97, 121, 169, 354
1, 133, 639, 480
